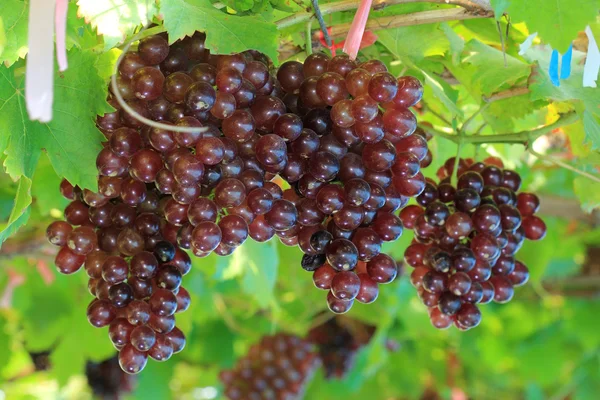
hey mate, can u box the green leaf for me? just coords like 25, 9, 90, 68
504, 0, 599, 53
0, 0, 29, 66
461, 39, 531, 96
213, 239, 278, 307
0, 49, 110, 189
0, 17, 7, 58
440, 22, 464, 65
31, 154, 68, 216
377, 24, 450, 63
223, 0, 255, 12
490, 0, 510, 20
0, 315, 10, 368
241, 240, 278, 308
422, 71, 463, 118
0, 176, 31, 245
161, 0, 279, 62
582, 110, 600, 151
573, 177, 600, 212
76, 0, 159, 50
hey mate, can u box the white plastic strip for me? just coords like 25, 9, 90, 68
583, 26, 600, 88
518, 32, 538, 55
55, 0, 68, 72
25, 0, 57, 123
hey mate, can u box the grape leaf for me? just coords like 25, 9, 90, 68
0, 176, 31, 245
76, 0, 159, 50
31, 154, 68, 216
0, 49, 110, 189
0, 17, 7, 57
573, 177, 600, 213
0, 0, 29, 66
582, 110, 600, 151
460, 39, 531, 96
504, 0, 599, 53
161, 0, 279, 62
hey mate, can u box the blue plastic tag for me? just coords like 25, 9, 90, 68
549, 49, 560, 86
560, 44, 573, 80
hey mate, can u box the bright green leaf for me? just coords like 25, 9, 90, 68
0, 0, 29, 66
0, 175, 31, 245
505, 0, 599, 53
161, 0, 279, 62
573, 177, 600, 213
76, 0, 159, 50
377, 24, 450, 63
0, 49, 110, 189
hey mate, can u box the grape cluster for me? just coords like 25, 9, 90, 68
47, 179, 190, 373
400, 157, 546, 330
307, 315, 375, 379
279, 55, 427, 314
46, 28, 427, 373
86, 355, 137, 399
219, 333, 320, 400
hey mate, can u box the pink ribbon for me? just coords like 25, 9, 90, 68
342, 0, 373, 60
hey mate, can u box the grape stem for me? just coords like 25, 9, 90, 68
306, 18, 314, 55
529, 148, 600, 184
275, 0, 492, 29
460, 102, 490, 133
421, 112, 579, 146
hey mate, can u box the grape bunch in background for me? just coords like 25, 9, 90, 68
219, 333, 320, 400
44, 26, 426, 374
307, 315, 376, 380
400, 157, 546, 330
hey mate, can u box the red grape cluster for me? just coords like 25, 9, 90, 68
400, 157, 546, 330
46, 28, 427, 373
307, 315, 375, 379
47, 179, 190, 373
276, 55, 427, 314
219, 333, 320, 400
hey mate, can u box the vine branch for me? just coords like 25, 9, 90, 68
484, 87, 530, 103
421, 112, 579, 145
275, 0, 493, 29
529, 148, 600, 184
